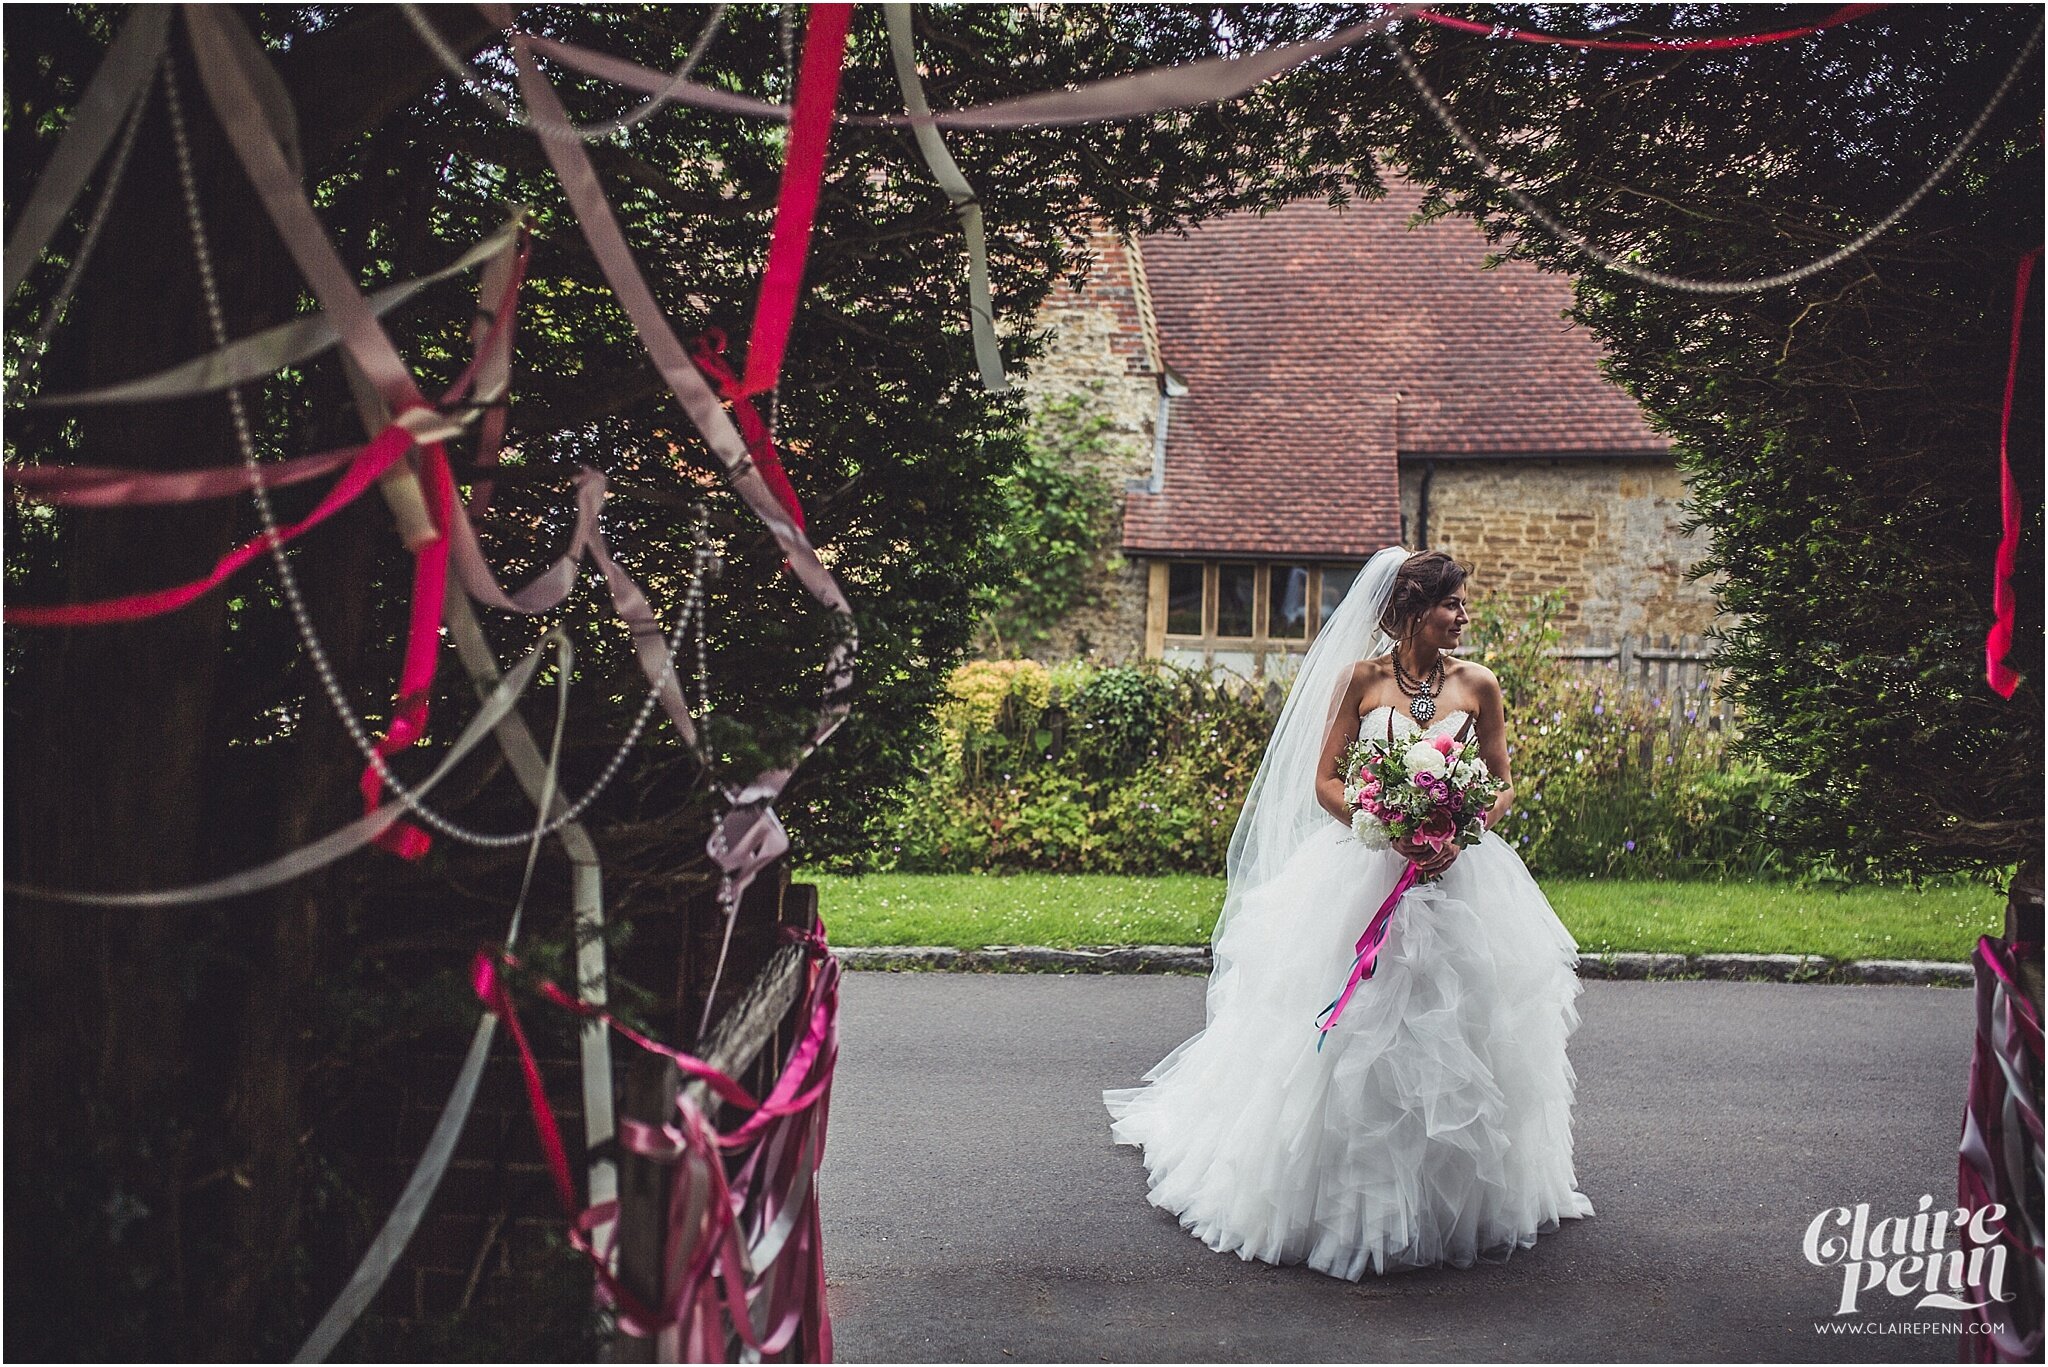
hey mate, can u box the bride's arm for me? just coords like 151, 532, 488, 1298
1314, 665, 1370, 825
1473, 668, 1515, 831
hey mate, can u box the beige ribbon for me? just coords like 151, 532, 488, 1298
27, 214, 527, 408
883, 3, 1007, 393
3, 5, 170, 296
528, 8, 1417, 130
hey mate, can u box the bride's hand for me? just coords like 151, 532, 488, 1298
1393, 835, 1458, 877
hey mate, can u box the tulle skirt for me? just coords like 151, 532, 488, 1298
1103, 826, 1595, 1280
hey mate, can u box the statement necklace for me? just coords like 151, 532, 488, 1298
1391, 650, 1446, 724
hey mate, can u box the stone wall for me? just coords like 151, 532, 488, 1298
1018, 229, 1159, 662
1399, 457, 1720, 642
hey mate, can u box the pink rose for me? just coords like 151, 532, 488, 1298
1431, 735, 1456, 757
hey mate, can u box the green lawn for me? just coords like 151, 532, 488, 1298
801, 871, 2006, 963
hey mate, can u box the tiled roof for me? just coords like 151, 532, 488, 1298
1123, 178, 1668, 557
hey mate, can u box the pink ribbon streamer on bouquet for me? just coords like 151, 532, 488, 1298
475, 938, 839, 1359
1315, 861, 1422, 1048
1412, 4, 1883, 52
1985, 248, 2037, 699
4, 421, 416, 626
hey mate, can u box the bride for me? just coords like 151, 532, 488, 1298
1104, 546, 1595, 1280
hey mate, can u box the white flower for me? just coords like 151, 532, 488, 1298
1351, 809, 1393, 849
1402, 741, 1449, 777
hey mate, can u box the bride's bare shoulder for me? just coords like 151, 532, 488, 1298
1447, 656, 1497, 686
1447, 657, 1504, 704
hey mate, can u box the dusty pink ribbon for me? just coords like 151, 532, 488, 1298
1413, 4, 1883, 52
4, 421, 415, 626
1956, 933, 2042, 1360
477, 939, 839, 1357
7, 439, 370, 508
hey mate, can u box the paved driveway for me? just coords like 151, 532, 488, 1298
818, 973, 1982, 1363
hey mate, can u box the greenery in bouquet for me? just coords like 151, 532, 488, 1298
1340, 726, 1505, 863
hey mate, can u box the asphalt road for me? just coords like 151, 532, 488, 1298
817, 972, 1984, 1364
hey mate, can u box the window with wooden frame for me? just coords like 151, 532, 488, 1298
1147, 560, 1367, 657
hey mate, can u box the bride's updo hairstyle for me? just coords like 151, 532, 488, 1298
1380, 550, 1469, 639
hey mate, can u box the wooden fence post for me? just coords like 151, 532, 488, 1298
614, 1052, 680, 1362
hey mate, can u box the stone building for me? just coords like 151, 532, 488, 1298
1029, 176, 1720, 676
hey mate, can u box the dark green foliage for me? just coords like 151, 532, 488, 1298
9, 5, 2038, 1356
973, 392, 1123, 658
1382, 3, 2042, 878
870, 598, 1797, 882
864, 659, 1275, 875
1, 6, 1415, 1356
1068, 664, 1176, 780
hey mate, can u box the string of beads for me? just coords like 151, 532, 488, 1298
166, 53, 716, 849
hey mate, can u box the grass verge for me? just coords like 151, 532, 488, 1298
800, 871, 2005, 963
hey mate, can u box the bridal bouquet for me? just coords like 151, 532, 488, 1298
1340, 719, 1504, 875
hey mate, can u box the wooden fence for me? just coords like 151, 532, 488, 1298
1555, 632, 1738, 732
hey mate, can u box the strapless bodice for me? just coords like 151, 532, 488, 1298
1358, 705, 1472, 742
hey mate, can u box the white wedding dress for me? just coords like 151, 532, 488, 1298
1104, 706, 1596, 1280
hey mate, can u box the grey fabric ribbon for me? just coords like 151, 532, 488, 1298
5, 632, 556, 907
294, 625, 573, 1365
3, 5, 170, 296
186, 6, 428, 415
27, 215, 526, 408
883, 4, 1007, 393
503, 27, 858, 922
528, 8, 1415, 130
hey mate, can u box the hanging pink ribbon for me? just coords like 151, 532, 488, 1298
4, 421, 416, 626
1413, 4, 1883, 51
475, 941, 839, 1357
7, 439, 367, 508
688, 330, 806, 532
676, 1, 857, 536
1315, 861, 1422, 1047
1956, 934, 2043, 1360
737, 2, 854, 401
1985, 247, 2037, 699
355, 437, 454, 860
358, 238, 530, 860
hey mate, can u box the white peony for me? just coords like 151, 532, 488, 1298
1401, 741, 1449, 777
1351, 809, 1393, 849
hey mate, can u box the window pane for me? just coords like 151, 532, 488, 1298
1269, 564, 1310, 640
1216, 564, 1256, 638
1320, 564, 1364, 627
1167, 562, 1204, 635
